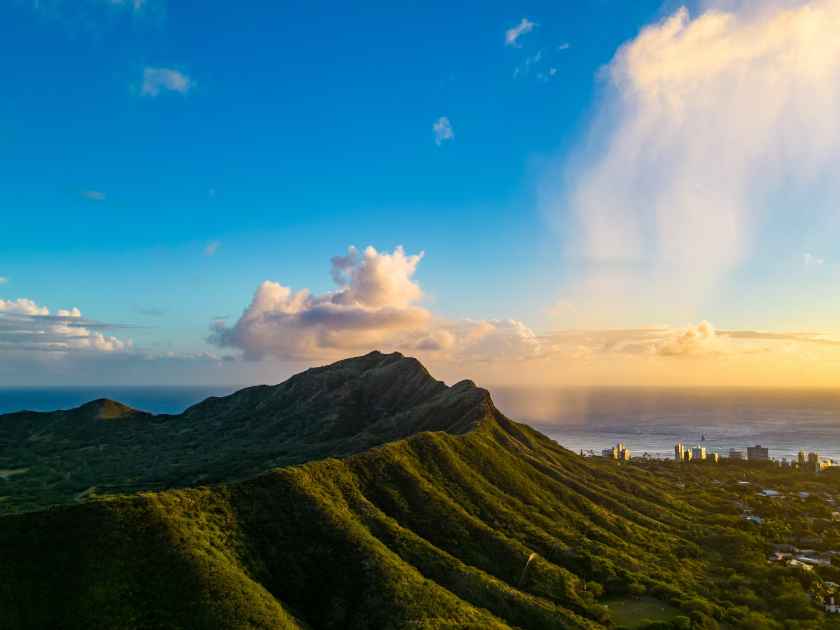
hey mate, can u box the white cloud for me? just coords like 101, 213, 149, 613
210, 246, 542, 363
0, 298, 131, 354
803, 252, 824, 266
82, 190, 106, 201
204, 241, 220, 256
505, 18, 535, 47
141, 67, 192, 97
433, 116, 454, 146
539, 321, 840, 361
0, 277, 7, 285
551, 0, 840, 321
654, 321, 725, 356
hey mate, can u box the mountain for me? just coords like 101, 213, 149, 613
0, 351, 486, 514
0, 353, 837, 629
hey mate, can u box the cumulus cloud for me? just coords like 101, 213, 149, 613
210, 246, 542, 362
653, 321, 725, 356
0, 298, 131, 354
141, 67, 192, 97
505, 18, 535, 47
210, 246, 430, 360
433, 116, 454, 146
550, 0, 840, 321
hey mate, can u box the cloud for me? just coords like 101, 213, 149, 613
141, 67, 192, 97
653, 321, 725, 356
803, 252, 825, 266
550, 0, 840, 321
538, 321, 840, 361
204, 241, 220, 256
81, 190, 106, 201
505, 18, 535, 47
210, 246, 542, 363
0, 277, 7, 285
111, 0, 146, 10
0, 298, 131, 354
433, 116, 454, 146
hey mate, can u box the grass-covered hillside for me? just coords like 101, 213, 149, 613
0, 352, 484, 514
2, 353, 840, 629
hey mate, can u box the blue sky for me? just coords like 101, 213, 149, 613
3, 0, 840, 387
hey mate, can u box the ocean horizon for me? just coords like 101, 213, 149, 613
4, 385, 840, 462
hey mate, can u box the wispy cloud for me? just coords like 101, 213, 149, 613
548, 1, 840, 324
111, 0, 146, 11
0, 277, 7, 285
433, 116, 454, 146
505, 18, 535, 47
539, 323, 840, 361
81, 190, 106, 201
141, 67, 192, 97
204, 241, 220, 257
803, 252, 825, 267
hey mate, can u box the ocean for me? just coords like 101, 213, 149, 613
490, 387, 840, 462
4, 385, 840, 462
0, 387, 239, 416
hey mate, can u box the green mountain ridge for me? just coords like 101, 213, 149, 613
1, 353, 838, 629
0, 351, 486, 513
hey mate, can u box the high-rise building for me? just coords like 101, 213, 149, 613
709, 452, 720, 463
747, 445, 769, 461
691, 446, 707, 461
601, 443, 631, 461
729, 449, 744, 460
601, 446, 618, 459
675, 442, 685, 462
684, 449, 693, 462
798, 451, 806, 467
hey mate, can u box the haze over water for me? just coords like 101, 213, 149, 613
6, 386, 840, 463
491, 387, 840, 462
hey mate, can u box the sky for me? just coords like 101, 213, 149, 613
2, 0, 840, 388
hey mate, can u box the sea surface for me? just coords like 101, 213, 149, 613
491, 387, 840, 462
4, 385, 840, 462
0, 387, 239, 415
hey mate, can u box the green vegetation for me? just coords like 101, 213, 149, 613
0, 352, 480, 514
2, 352, 840, 628
606, 596, 684, 628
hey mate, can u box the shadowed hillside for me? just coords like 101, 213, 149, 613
1, 353, 839, 629
0, 352, 486, 514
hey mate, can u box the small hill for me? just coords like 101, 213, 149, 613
74, 398, 141, 420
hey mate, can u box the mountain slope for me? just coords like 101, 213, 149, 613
0, 351, 485, 514
1, 353, 837, 629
